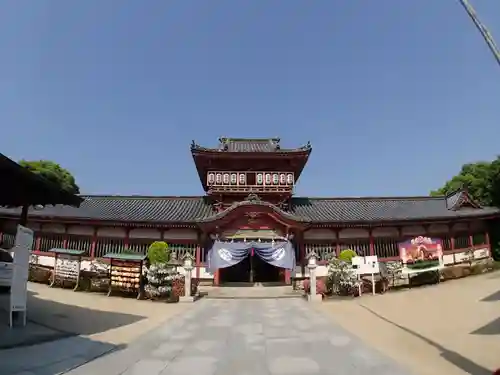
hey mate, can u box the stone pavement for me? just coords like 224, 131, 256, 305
60, 298, 412, 375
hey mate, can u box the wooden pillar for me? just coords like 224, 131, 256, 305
19, 205, 29, 226
284, 227, 291, 284
450, 224, 455, 250
62, 224, 68, 249
467, 222, 473, 248
195, 245, 201, 280
485, 230, 490, 245
298, 232, 305, 277
195, 230, 203, 281
335, 229, 340, 256
90, 226, 98, 258
369, 228, 374, 256
34, 235, 41, 251
124, 227, 130, 250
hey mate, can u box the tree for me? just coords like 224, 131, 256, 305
147, 241, 170, 265
488, 157, 500, 207
19, 160, 80, 194
430, 161, 494, 206
432, 157, 500, 260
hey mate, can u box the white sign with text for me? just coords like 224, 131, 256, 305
352, 255, 380, 296
7, 225, 33, 327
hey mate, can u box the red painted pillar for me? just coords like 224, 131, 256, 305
195, 245, 201, 280
34, 236, 41, 251
468, 222, 473, 249
124, 227, 130, 250
62, 225, 68, 249
369, 228, 374, 256
335, 229, 340, 256
214, 270, 220, 286
90, 227, 97, 259
299, 235, 306, 277
284, 269, 291, 285
485, 231, 491, 256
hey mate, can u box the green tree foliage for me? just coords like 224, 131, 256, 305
338, 249, 357, 263
430, 161, 493, 205
19, 160, 80, 194
147, 241, 170, 265
432, 157, 500, 260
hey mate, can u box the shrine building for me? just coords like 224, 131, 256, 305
0, 137, 497, 285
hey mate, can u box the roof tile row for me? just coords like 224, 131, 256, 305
0, 190, 498, 224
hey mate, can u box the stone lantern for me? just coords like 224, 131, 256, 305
179, 253, 195, 303
306, 251, 321, 302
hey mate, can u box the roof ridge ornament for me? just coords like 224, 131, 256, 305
245, 193, 261, 202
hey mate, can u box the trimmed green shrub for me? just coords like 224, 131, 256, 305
147, 241, 170, 265
339, 249, 357, 263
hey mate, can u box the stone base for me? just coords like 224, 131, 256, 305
307, 294, 322, 303
179, 295, 196, 303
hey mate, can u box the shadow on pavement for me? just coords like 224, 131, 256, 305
26, 290, 145, 335
360, 304, 493, 375
471, 316, 500, 335
0, 335, 126, 375
480, 289, 500, 302
0, 290, 146, 350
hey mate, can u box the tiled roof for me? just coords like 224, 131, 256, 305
190, 137, 312, 153
0, 191, 498, 224
290, 195, 499, 222
0, 196, 214, 223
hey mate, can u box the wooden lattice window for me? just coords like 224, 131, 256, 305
38, 233, 65, 252
94, 237, 126, 258
67, 235, 92, 256
304, 243, 336, 262
373, 238, 399, 259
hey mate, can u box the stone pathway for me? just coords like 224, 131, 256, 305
60, 298, 413, 375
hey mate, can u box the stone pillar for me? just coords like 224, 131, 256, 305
307, 251, 322, 302
179, 253, 196, 303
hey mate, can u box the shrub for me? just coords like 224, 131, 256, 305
441, 266, 465, 280
147, 241, 170, 265
326, 257, 360, 296
339, 249, 357, 263
144, 263, 178, 299
410, 270, 439, 286
28, 265, 52, 284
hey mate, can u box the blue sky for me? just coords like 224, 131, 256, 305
1, 1, 499, 197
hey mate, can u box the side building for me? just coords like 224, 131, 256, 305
0, 137, 498, 285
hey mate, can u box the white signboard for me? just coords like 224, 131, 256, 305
352, 255, 380, 296
8, 225, 33, 326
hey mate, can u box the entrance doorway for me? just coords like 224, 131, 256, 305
253, 255, 281, 283
219, 254, 283, 284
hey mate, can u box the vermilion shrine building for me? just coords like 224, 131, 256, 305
0, 138, 497, 285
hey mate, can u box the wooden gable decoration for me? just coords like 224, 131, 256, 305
447, 188, 481, 210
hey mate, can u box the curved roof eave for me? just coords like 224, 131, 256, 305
196, 199, 308, 224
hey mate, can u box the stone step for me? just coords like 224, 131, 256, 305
200, 285, 304, 300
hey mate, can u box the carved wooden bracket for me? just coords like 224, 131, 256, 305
245, 212, 261, 223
